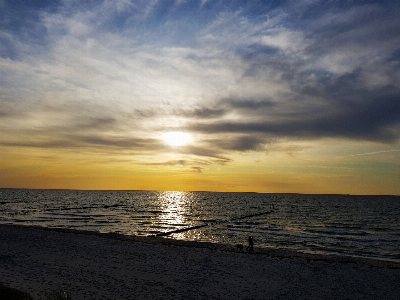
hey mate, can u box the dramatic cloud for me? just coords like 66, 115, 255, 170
1, 0, 399, 193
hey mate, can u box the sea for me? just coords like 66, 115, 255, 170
1, 189, 399, 262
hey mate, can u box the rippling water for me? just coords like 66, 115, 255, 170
1, 189, 399, 262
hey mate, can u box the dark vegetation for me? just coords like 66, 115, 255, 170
0, 282, 33, 300
0, 283, 74, 300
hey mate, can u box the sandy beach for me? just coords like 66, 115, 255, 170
1, 224, 399, 300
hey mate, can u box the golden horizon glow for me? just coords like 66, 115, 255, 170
1, 141, 399, 195
1, 1, 400, 196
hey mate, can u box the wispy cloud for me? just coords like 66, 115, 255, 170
334, 149, 400, 159
1, 0, 400, 171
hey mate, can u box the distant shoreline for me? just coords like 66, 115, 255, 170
1, 187, 399, 197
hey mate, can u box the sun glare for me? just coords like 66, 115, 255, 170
162, 131, 193, 147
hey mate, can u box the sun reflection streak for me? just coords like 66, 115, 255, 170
155, 191, 215, 241
157, 191, 191, 231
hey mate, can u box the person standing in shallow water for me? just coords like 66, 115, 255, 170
247, 236, 254, 252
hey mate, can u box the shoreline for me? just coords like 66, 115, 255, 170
2, 224, 400, 299
4, 224, 400, 269
2, 188, 400, 197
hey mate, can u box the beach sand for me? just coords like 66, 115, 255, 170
1, 224, 399, 300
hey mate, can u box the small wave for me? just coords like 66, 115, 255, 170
137, 210, 164, 214
200, 219, 218, 223
305, 228, 369, 236
130, 215, 151, 220
94, 220, 117, 224
2, 190, 399, 263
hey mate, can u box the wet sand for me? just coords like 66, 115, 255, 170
1, 224, 399, 299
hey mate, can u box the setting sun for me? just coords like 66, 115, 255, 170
1, 0, 400, 196
162, 131, 193, 147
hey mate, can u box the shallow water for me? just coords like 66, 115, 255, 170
1, 189, 399, 262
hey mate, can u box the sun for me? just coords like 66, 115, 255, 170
162, 131, 193, 147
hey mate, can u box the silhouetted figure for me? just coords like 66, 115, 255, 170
247, 236, 254, 252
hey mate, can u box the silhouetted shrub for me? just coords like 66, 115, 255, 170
0, 282, 33, 300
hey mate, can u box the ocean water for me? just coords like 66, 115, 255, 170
1, 189, 399, 262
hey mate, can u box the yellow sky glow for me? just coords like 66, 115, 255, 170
1, 1, 400, 195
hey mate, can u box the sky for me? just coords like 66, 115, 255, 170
1, 0, 400, 195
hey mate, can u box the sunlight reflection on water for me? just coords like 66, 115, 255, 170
157, 191, 189, 230
1, 189, 400, 261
